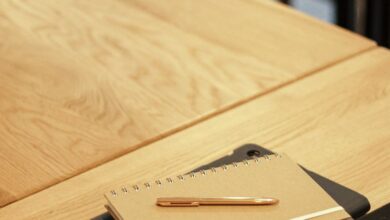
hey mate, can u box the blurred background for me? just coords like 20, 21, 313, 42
281, 0, 390, 48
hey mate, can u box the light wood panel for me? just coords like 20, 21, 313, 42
126, 0, 374, 73
0, 0, 375, 206
1, 48, 389, 219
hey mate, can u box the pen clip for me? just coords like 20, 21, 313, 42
157, 199, 200, 207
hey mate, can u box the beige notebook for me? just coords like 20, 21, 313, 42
105, 154, 351, 220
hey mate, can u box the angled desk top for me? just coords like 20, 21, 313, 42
1, 47, 389, 219
1, 0, 387, 218
0, 0, 373, 207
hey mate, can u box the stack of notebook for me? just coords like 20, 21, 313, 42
104, 153, 352, 220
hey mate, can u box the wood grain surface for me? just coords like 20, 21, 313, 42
1, 48, 388, 219
0, 0, 374, 206
126, 0, 374, 73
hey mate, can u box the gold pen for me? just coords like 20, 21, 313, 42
156, 197, 279, 207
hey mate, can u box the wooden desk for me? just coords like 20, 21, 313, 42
1, 47, 389, 219
0, 0, 388, 219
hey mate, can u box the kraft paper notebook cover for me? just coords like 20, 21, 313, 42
104, 154, 351, 220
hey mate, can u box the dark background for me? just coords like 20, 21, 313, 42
281, 0, 390, 48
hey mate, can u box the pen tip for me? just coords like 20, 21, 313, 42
256, 198, 279, 205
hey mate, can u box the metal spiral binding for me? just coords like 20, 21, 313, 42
110, 153, 281, 196
221, 164, 228, 170
132, 185, 140, 191
121, 187, 128, 193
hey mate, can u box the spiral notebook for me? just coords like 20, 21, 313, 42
104, 154, 351, 220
